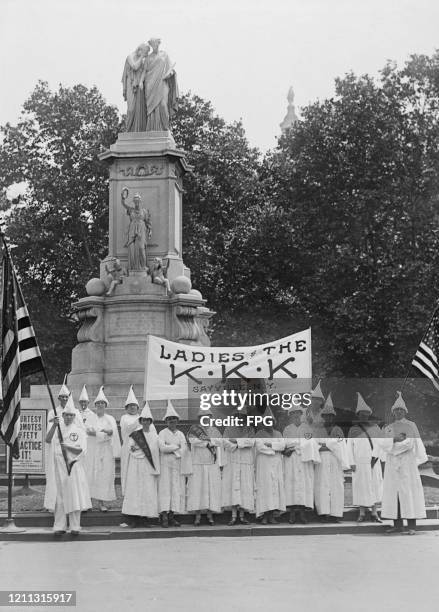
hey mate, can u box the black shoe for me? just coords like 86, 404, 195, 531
70, 530, 80, 537
239, 516, 250, 525
228, 518, 237, 526
385, 526, 403, 534
329, 516, 341, 523
169, 517, 181, 527
194, 517, 201, 527
161, 515, 169, 528
54, 530, 66, 536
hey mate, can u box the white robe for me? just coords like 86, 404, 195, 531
221, 429, 255, 512
314, 425, 349, 518
346, 424, 383, 507
122, 428, 160, 517
158, 428, 192, 514
77, 407, 98, 487
187, 428, 222, 513
44, 422, 91, 514
89, 413, 121, 501
255, 429, 286, 516
283, 422, 320, 509
45, 407, 85, 492
380, 419, 427, 519
120, 414, 143, 495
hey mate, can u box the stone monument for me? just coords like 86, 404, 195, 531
66, 38, 214, 404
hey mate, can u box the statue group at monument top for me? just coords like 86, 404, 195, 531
122, 37, 179, 133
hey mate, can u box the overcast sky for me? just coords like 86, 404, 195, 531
1, 0, 438, 151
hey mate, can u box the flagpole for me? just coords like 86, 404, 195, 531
0, 233, 71, 476
0, 444, 25, 532
13, 285, 72, 475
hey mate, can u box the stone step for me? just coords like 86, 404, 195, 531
2, 506, 439, 528
2, 520, 439, 541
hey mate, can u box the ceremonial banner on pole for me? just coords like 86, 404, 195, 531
144, 328, 312, 400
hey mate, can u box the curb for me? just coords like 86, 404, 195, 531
1, 521, 439, 541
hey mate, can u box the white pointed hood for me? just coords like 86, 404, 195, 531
94, 386, 109, 406
356, 392, 372, 414
63, 393, 77, 415
164, 399, 180, 420
311, 380, 324, 400
262, 405, 275, 421
321, 392, 336, 415
58, 383, 70, 398
140, 401, 153, 420
79, 385, 89, 403
198, 405, 212, 417
391, 391, 408, 413
125, 385, 139, 407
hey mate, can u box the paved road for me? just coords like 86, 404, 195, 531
1, 533, 439, 612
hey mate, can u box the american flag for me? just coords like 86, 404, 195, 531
0, 239, 44, 457
412, 307, 439, 391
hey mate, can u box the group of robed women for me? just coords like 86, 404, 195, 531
44, 380, 427, 535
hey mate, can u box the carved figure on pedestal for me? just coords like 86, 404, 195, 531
143, 37, 179, 131
105, 257, 127, 296
122, 43, 150, 132
121, 188, 152, 272
151, 257, 171, 293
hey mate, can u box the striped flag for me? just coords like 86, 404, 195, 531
412, 307, 439, 391
0, 240, 44, 457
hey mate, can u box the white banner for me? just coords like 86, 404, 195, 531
144, 329, 312, 400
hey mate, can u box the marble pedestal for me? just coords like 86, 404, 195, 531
67, 131, 214, 400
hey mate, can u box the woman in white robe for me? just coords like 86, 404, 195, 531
221, 408, 255, 525
120, 387, 149, 495
380, 392, 427, 535
314, 395, 350, 522
89, 387, 121, 510
186, 414, 222, 526
121, 404, 160, 526
158, 401, 192, 527
346, 393, 383, 522
44, 401, 91, 535
255, 408, 286, 524
283, 407, 321, 523
77, 385, 98, 488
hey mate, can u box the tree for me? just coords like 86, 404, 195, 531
0, 81, 121, 379
172, 93, 267, 340
258, 52, 439, 377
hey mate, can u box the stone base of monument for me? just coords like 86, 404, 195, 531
65, 129, 215, 398
68, 287, 209, 393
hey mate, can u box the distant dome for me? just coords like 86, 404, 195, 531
280, 85, 299, 133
